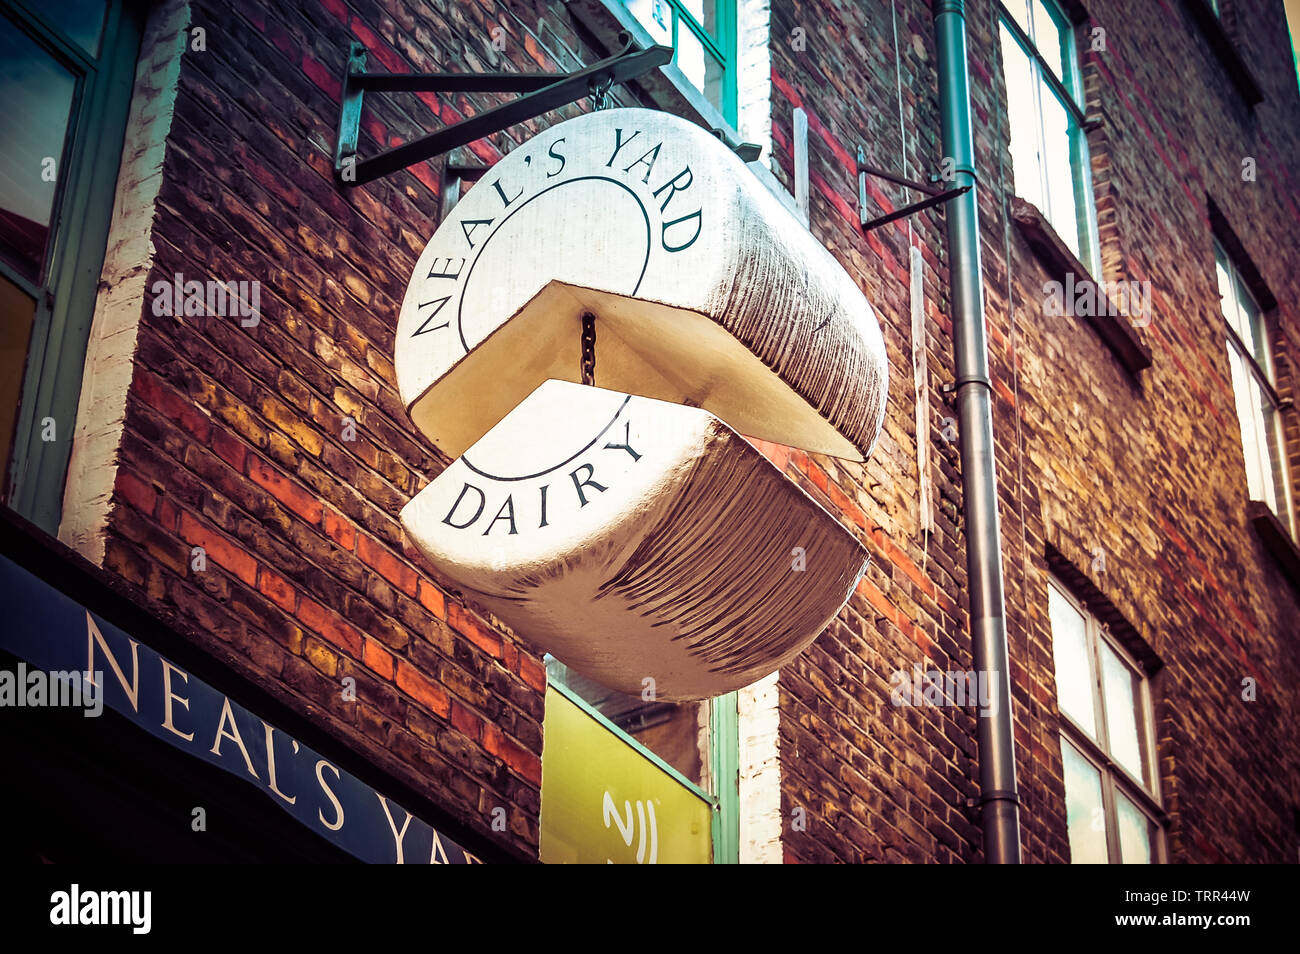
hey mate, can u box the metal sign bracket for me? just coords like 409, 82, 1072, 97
334, 34, 680, 187
857, 145, 970, 231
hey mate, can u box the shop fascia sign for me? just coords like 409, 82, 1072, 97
0, 551, 482, 864
396, 108, 888, 701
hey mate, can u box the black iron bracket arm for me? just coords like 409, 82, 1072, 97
857, 145, 970, 231
445, 128, 760, 184
334, 34, 677, 187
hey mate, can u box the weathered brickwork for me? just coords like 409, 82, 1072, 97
71, 0, 1300, 863
61, 0, 190, 564
767, 0, 1300, 863
87, 0, 629, 860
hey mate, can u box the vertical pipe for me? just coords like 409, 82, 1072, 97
793, 107, 810, 220
932, 0, 1022, 863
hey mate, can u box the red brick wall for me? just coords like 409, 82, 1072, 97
98, 0, 613, 860
767, 0, 1300, 863
92, 0, 1300, 863
766, 0, 984, 863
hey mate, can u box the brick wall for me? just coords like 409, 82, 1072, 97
61, 0, 190, 563
70, 0, 1300, 863
767, 0, 1300, 863
764, 0, 980, 864
81, 0, 630, 860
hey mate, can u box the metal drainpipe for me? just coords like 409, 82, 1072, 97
932, 0, 1022, 863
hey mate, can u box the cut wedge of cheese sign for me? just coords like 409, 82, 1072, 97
394, 108, 887, 700
401, 381, 870, 701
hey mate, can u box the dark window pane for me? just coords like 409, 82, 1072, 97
0, 270, 37, 496
0, 14, 77, 281
43, 0, 108, 57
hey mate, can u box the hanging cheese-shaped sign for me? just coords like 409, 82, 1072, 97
395, 108, 888, 700
402, 381, 870, 701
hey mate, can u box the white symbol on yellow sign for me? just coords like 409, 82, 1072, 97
603, 791, 658, 865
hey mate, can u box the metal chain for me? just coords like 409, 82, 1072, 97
589, 75, 613, 111
580, 312, 596, 386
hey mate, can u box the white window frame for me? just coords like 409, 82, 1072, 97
1049, 576, 1166, 864
1214, 238, 1296, 539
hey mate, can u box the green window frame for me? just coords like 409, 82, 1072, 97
619, 0, 739, 126
1, 0, 142, 533
545, 659, 739, 864
998, 0, 1101, 275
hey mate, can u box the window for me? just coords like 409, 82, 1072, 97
1048, 577, 1164, 863
543, 656, 738, 863
1215, 240, 1295, 538
1184, 0, 1264, 106
999, 1, 1100, 274
0, 0, 139, 531
620, 0, 738, 125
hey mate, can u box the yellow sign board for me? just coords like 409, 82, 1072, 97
539, 687, 712, 864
